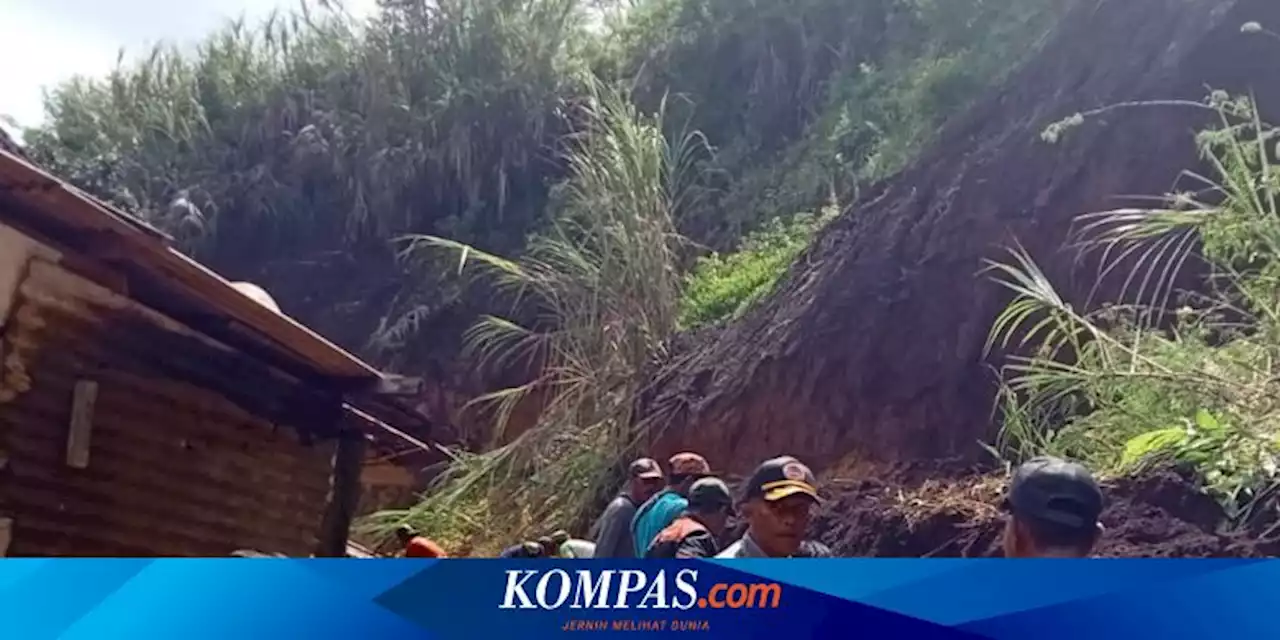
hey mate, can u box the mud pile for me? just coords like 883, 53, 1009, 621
812, 467, 1280, 558
640, 0, 1280, 473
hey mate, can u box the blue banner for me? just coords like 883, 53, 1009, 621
0, 559, 1275, 638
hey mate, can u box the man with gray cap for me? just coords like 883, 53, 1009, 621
1002, 456, 1105, 558
591, 457, 665, 557
645, 477, 735, 559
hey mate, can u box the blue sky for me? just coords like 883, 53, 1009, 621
0, 0, 376, 133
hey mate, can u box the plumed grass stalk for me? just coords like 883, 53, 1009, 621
359, 79, 708, 552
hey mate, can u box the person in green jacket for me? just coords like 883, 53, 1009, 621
631, 452, 712, 556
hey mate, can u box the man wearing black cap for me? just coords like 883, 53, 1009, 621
591, 457, 665, 557
645, 477, 735, 559
1002, 456, 1105, 558
717, 456, 829, 558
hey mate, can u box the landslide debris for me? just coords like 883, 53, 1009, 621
813, 467, 1280, 558
640, 0, 1280, 472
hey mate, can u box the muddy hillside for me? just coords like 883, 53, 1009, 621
640, 0, 1280, 474
812, 466, 1280, 558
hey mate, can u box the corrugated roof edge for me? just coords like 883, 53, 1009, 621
0, 149, 433, 445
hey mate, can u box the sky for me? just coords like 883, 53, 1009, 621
0, 0, 377, 135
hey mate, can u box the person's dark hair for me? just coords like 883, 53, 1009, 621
1018, 513, 1097, 552
689, 501, 732, 517
669, 473, 692, 487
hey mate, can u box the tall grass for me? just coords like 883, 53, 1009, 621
26, 0, 586, 351
358, 80, 707, 552
612, 0, 1064, 247
26, 0, 1068, 367
985, 93, 1280, 521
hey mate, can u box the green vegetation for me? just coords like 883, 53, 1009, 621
23, 0, 1065, 360
679, 206, 835, 329
26, 0, 586, 345
360, 82, 700, 552
21, 0, 1072, 548
987, 93, 1280, 521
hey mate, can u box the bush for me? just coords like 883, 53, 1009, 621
678, 206, 835, 329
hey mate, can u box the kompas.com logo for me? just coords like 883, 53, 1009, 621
499, 569, 783, 610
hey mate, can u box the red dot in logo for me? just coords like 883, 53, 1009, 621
698, 597, 707, 608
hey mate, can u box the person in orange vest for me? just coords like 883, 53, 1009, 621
644, 477, 734, 559
396, 524, 448, 558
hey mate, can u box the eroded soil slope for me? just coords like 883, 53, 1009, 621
641, 0, 1280, 473
813, 467, 1280, 558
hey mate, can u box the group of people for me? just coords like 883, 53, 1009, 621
394, 452, 1108, 560
591, 452, 832, 559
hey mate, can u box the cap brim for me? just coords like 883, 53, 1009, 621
762, 482, 820, 503
672, 468, 713, 477
635, 471, 663, 480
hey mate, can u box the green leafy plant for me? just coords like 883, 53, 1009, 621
985, 94, 1280, 520
678, 205, 835, 329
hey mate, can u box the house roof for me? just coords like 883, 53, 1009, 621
0, 149, 381, 379
0, 149, 431, 445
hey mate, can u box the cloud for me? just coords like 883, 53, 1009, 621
0, 2, 119, 129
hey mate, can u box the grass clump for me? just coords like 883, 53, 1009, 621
358, 80, 706, 552
986, 94, 1280, 522
678, 204, 836, 329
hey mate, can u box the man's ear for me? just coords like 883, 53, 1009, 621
1002, 517, 1026, 558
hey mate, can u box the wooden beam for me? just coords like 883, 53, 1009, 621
23, 260, 346, 439
0, 222, 58, 328
66, 380, 98, 469
315, 433, 367, 557
0, 517, 12, 556
371, 374, 426, 397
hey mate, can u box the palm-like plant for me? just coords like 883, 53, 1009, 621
986, 94, 1280, 519
359, 80, 708, 552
